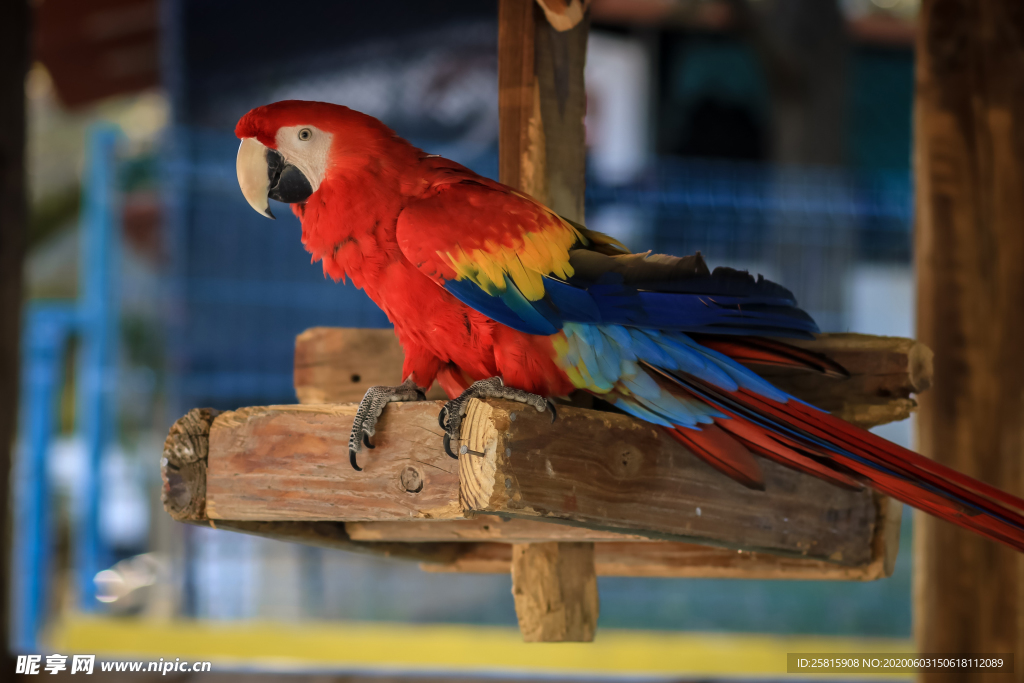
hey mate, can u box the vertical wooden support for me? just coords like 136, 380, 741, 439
0, 0, 30, 666
497, 0, 598, 642
511, 543, 599, 642
914, 0, 1024, 677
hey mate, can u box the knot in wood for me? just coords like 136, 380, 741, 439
400, 467, 424, 494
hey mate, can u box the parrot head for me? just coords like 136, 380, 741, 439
234, 100, 397, 219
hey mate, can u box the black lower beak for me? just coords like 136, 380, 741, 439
266, 148, 313, 204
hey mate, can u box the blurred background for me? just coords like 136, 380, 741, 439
13, 0, 922, 678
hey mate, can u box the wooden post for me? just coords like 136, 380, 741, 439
498, 0, 595, 642
511, 542, 598, 642
914, 0, 1024, 676
0, 0, 30, 670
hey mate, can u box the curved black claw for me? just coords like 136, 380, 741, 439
363, 433, 375, 450
438, 405, 449, 431
349, 448, 363, 472
443, 433, 459, 460
546, 400, 558, 423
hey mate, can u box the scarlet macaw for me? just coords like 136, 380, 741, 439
235, 100, 1024, 553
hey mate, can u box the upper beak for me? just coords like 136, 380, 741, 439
236, 137, 314, 219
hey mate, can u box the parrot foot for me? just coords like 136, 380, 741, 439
348, 378, 427, 471
438, 377, 556, 459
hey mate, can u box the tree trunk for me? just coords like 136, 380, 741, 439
914, 1, 1024, 680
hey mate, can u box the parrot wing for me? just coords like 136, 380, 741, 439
396, 178, 1024, 553
395, 179, 818, 338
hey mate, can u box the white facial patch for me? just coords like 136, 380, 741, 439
274, 125, 334, 193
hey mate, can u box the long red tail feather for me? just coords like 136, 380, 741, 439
665, 375, 1024, 553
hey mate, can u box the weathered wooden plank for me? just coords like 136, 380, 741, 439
913, 0, 1024, 670
458, 399, 877, 565
294, 327, 449, 404
163, 399, 878, 562
293, 327, 405, 405
204, 403, 460, 522
756, 333, 932, 428
294, 329, 932, 430
160, 408, 465, 565
346, 517, 648, 543
424, 494, 900, 580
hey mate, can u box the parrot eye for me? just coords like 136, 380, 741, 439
298, 128, 312, 141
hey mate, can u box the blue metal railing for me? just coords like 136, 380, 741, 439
12, 125, 123, 652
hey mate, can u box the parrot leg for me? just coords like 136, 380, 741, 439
348, 378, 427, 471
438, 377, 556, 459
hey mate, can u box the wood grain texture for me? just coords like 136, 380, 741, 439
294, 329, 932, 430
499, 0, 589, 221
512, 542, 598, 642
346, 517, 648, 542
757, 333, 932, 428
293, 327, 405, 405
160, 409, 466, 565
161, 398, 898, 577
165, 398, 889, 566
498, 0, 538, 201
914, 1, 1024, 677
203, 402, 460, 522
425, 494, 899, 580
161, 407, 220, 522
458, 399, 877, 565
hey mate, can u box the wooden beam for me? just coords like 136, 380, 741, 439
348, 496, 902, 580
913, 0, 1024, 670
758, 333, 932, 428
160, 408, 468, 566
295, 329, 932, 429
294, 327, 405, 405
160, 403, 900, 580
457, 399, 876, 565
161, 399, 881, 563
424, 494, 901, 580
204, 403, 460, 522
164, 328, 922, 582
346, 517, 649, 542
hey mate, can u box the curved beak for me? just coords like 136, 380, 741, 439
237, 137, 275, 219
236, 138, 314, 219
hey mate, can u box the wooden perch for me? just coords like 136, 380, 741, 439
161, 395, 889, 564
422, 500, 901, 580
164, 321, 927, 569
162, 327, 922, 643
458, 399, 876, 564
296, 328, 932, 426
160, 407, 465, 566
758, 335, 932, 428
